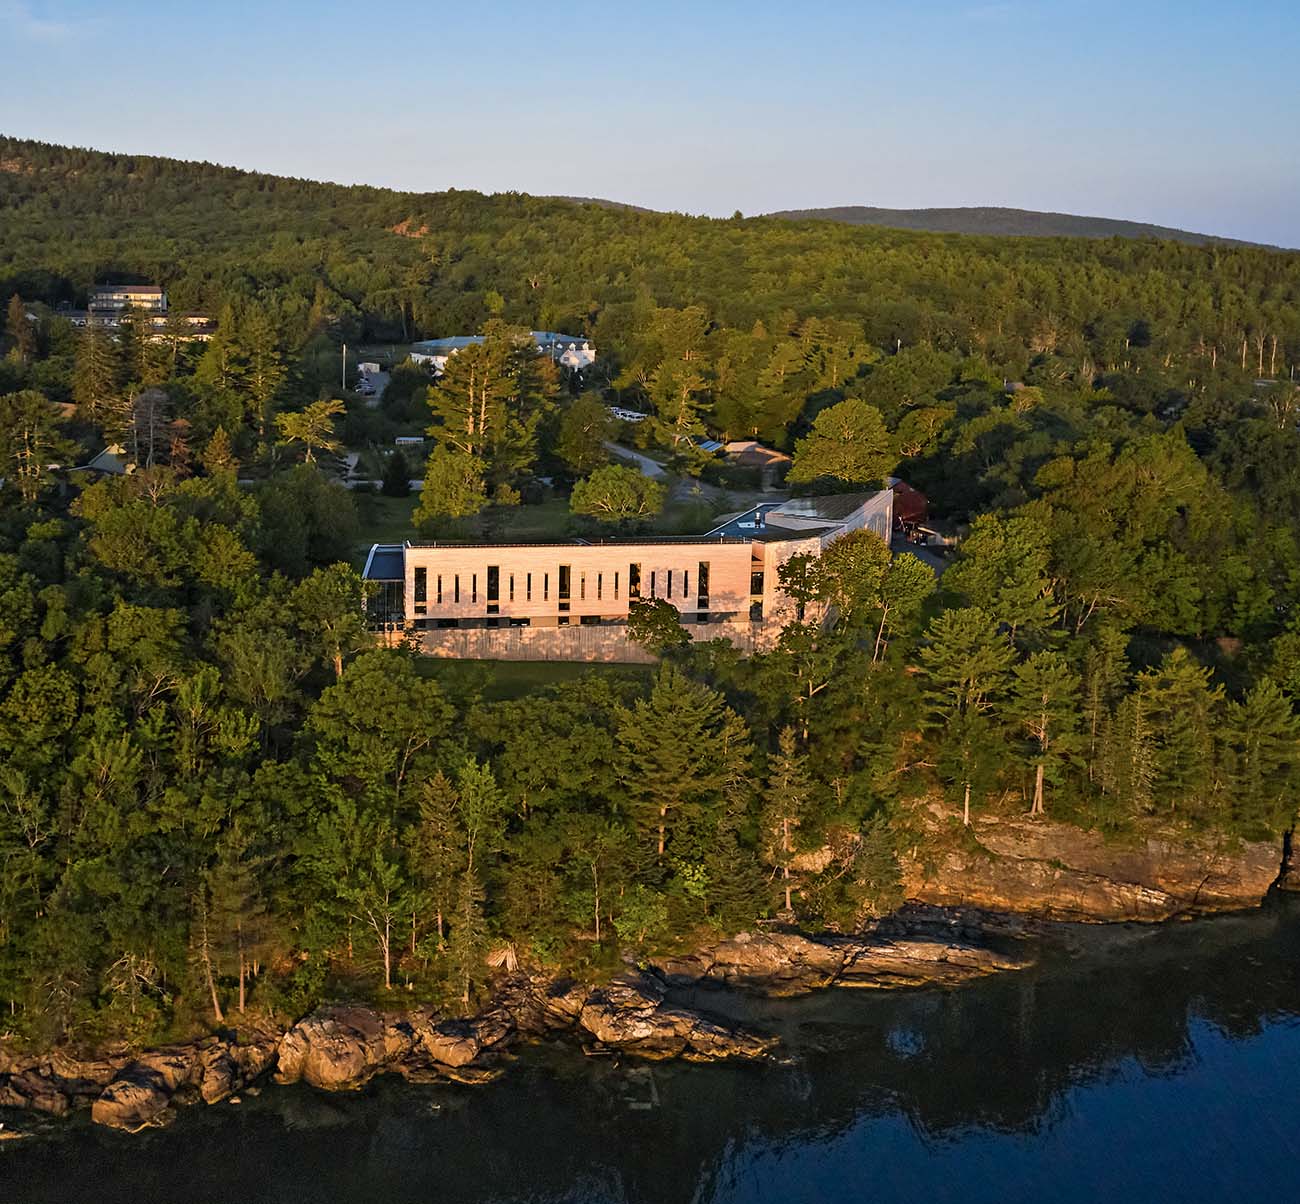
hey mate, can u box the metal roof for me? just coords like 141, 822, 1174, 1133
705, 502, 786, 538
410, 335, 482, 354
363, 544, 406, 580
411, 331, 590, 356
775, 492, 879, 521
405, 534, 752, 550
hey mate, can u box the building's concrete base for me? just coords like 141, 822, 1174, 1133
414, 621, 758, 663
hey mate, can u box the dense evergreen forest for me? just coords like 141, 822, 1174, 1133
2, 135, 1300, 1049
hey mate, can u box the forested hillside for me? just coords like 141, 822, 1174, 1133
3, 135, 1300, 1053
761, 205, 1252, 246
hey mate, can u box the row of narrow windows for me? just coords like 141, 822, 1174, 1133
412, 562, 712, 612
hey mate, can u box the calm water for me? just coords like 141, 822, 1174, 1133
6, 902, 1300, 1204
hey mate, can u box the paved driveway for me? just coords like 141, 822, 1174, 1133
360, 370, 390, 408
604, 441, 667, 479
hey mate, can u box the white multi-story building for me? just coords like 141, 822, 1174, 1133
88, 284, 167, 320
69, 284, 214, 339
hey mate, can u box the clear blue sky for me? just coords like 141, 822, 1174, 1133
3, 0, 1297, 245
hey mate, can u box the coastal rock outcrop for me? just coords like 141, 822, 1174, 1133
576, 972, 777, 1060
274, 1006, 421, 1090
0, 1045, 132, 1119
269, 974, 774, 1089
658, 930, 1027, 997
91, 1046, 200, 1131
901, 810, 1282, 922
198, 1034, 279, 1104
0, 1069, 73, 1116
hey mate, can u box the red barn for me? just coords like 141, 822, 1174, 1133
889, 478, 929, 533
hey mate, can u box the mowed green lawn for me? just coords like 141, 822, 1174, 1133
351, 493, 421, 566
350, 484, 732, 569
414, 657, 652, 701
352, 494, 576, 566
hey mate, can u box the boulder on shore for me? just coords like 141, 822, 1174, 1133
274, 1006, 419, 1090
198, 1034, 279, 1104
0, 1070, 72, 1116
91, 1046, 200, 1131
577, 972, 778, 1060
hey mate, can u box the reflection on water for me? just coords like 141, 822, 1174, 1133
6, 902, 1300, 1204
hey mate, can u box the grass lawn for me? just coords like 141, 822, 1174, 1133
351, 493, 420, 565
349, 480, 745, 569
653, 496, 724, 535
478, 497, 572, 541
414, 657, 652, 701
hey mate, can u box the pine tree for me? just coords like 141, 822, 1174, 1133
446, 868, 487, 1007
944, 513, 1062, 649
275, 398, 344, 463
405, 772, 464, 950
381, 447, 411, 497
202, 425, 237, 476
702, 802, 766, 930
446, 760, 507, 1004
5, 294, 35, 363
556, 393, 612, 476
428, 340, 511, 460
73, 324, 122, 424
115, 304, 150, 388
1008, 651, 1082, 815
760, 728, 814, 914
649, 361, 708, 458
0, 389, 77, 504
1139, 648, 1223, 816
917, 607, 1015, 824
1099, 691, 1156, 818
1080, 623, 1130, 781
617, 664, 752, 866
195, 303, 246, 396
161, 307, 193, 375
206, 820, 271, 1015
241, 306, 288, 439
1219, 679, 1300, 835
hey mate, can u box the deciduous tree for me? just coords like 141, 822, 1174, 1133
570, 463, 665, 526
788, 398, 894, 489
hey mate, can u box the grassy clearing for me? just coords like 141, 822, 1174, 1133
475, 497, 572, 541
414, 657, 652, 701
352, 492, 420, 564
349, 479, 751, 570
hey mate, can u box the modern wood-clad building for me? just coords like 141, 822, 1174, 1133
363, 491, 894, 661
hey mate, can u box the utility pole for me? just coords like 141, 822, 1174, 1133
341, 342, 347, 391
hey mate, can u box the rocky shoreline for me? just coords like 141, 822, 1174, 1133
1, 928, 1024, 1131
3, 814, 1294, 1133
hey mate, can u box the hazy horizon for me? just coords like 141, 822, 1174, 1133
3, 0, 1297, 246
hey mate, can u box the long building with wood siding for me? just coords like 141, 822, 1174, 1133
363, 490, 893, 662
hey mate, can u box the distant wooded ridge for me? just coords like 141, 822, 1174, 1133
551, 197, 1264, 248
761, 205, 1262, 247
0, 131, 1269, 249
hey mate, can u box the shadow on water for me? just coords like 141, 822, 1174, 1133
6, 900, 1300, 1204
